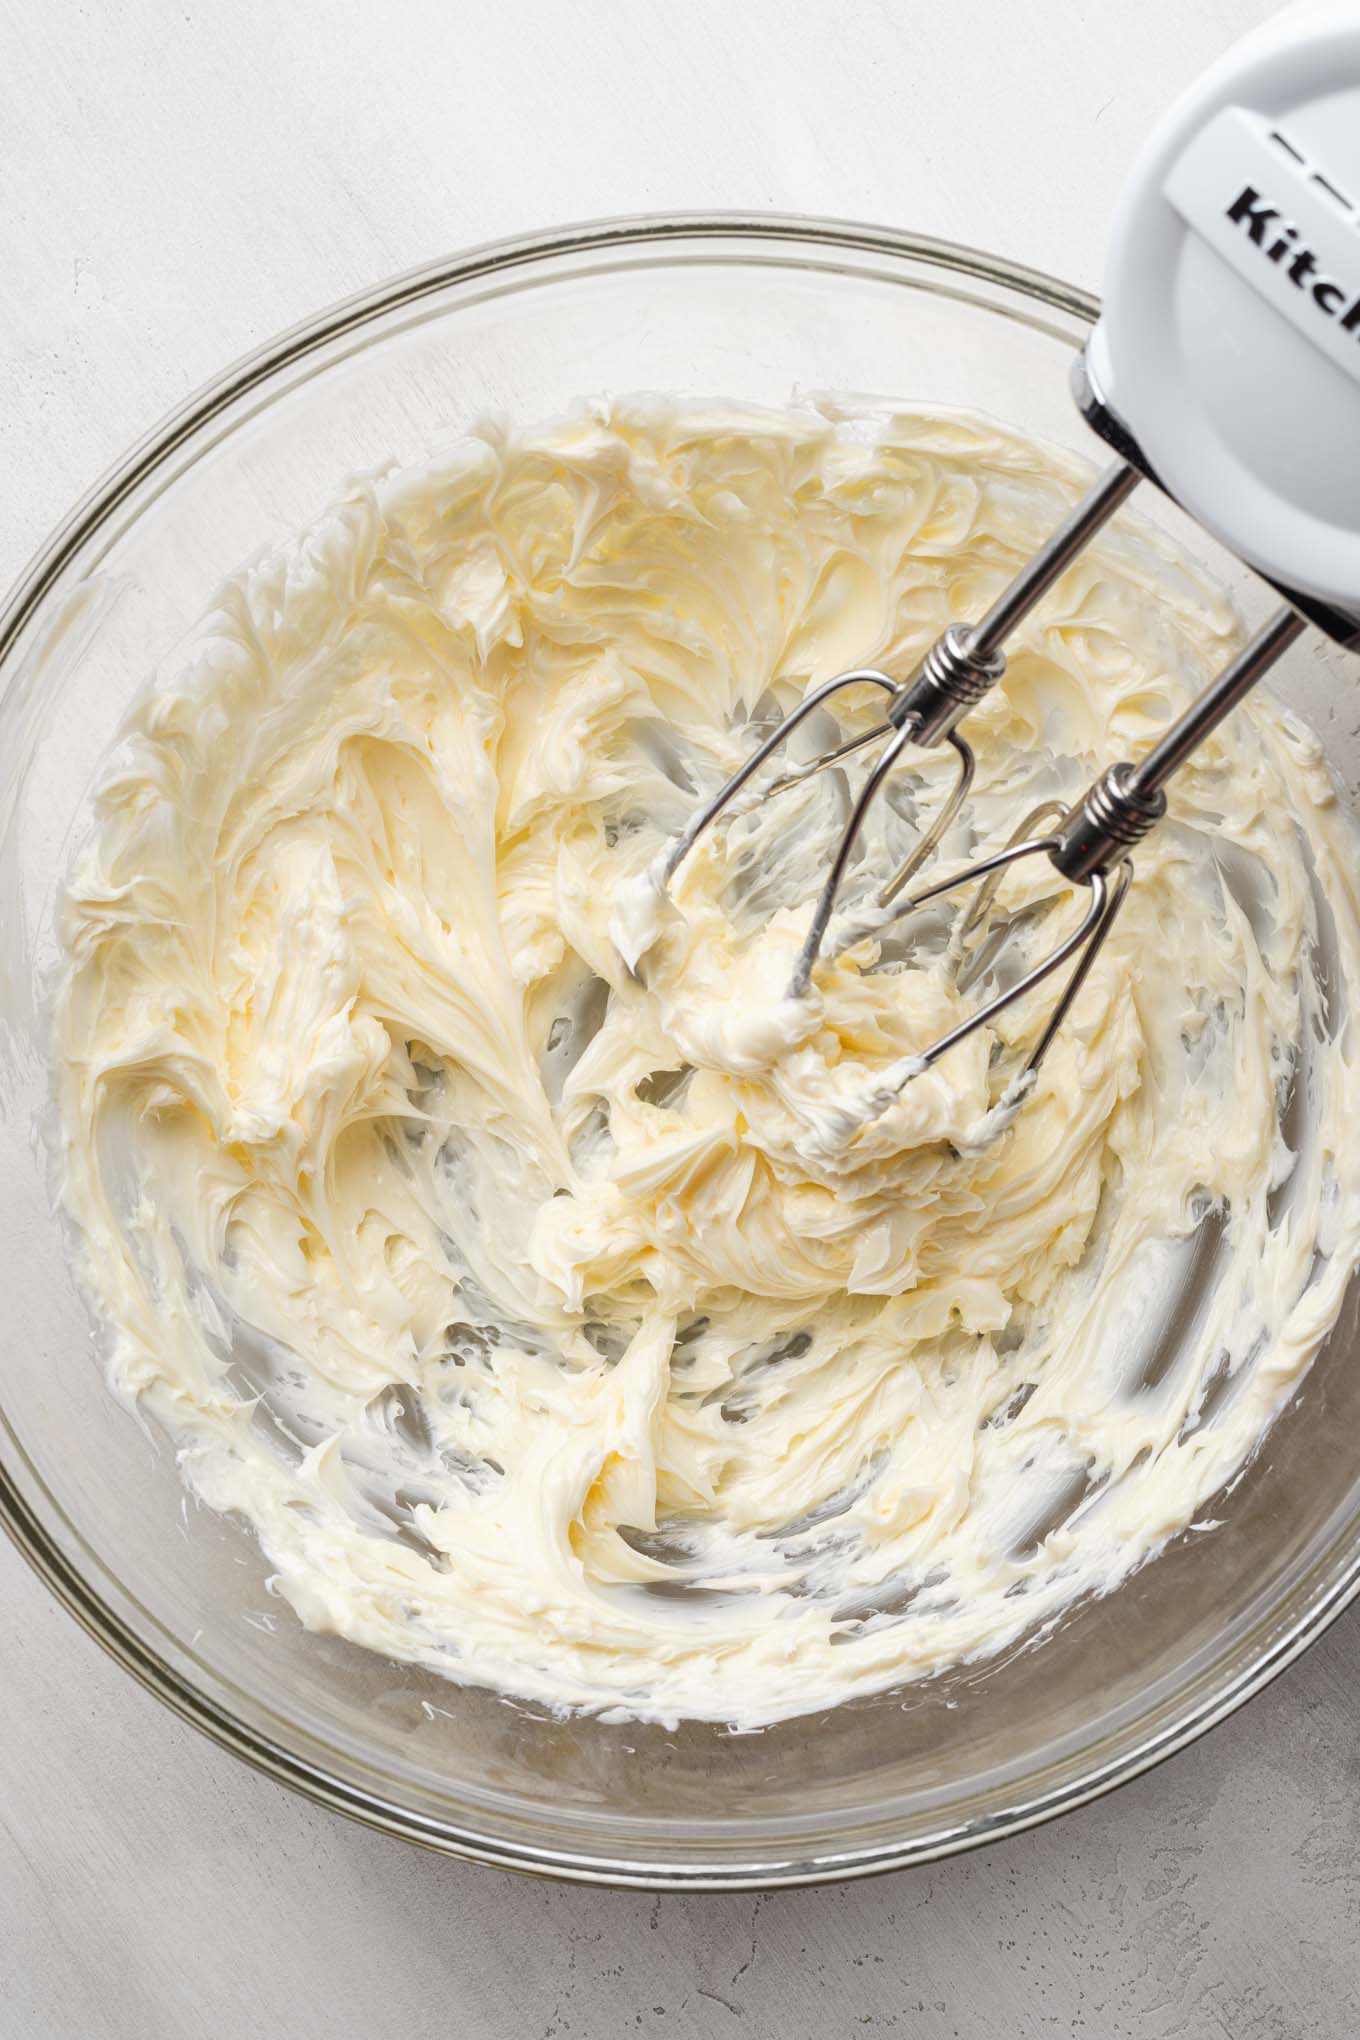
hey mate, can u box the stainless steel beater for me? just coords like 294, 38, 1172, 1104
663, 4, 1360, 1091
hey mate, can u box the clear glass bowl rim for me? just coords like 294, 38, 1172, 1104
2, 208, 1357, 1891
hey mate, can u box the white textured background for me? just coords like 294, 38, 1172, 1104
3, 2, 1359, 2036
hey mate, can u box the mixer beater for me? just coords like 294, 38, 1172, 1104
664, 461, 1306, 1087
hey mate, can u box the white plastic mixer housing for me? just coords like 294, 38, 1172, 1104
1081, 3, 1360, 642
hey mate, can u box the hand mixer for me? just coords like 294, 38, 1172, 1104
663, 3, 1360, 1097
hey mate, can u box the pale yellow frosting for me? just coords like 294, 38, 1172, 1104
51, 399, 1360, 1726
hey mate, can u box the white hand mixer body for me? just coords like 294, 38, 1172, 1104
662, 4, 1360, 1094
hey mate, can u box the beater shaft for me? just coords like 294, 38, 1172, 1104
1049, 605, 1306, 883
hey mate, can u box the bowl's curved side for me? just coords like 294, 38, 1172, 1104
5, 1432, 1360, 1889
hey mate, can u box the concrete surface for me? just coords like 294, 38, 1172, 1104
2, 1, 1358, 2034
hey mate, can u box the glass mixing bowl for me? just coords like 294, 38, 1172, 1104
2, 214, 1358, 1890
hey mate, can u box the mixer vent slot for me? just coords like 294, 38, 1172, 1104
1268, 124, 1358, 223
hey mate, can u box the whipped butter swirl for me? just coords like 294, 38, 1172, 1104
51, 399, 1360, 1726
